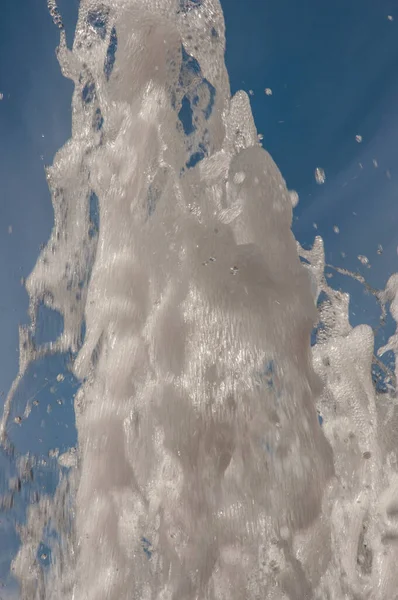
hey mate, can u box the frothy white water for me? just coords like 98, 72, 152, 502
3, 1, 398, 599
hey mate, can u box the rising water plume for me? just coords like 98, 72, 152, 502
2, 0, 398, 598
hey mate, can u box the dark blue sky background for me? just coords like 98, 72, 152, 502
1, 0, 398, 592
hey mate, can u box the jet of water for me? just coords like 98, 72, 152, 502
3, 1, 398, 599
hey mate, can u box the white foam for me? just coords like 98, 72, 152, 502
3, 1, 398, 599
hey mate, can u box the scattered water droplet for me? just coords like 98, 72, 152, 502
373, 159, 378, 168
388, 15, 394, 21
47, 0, 64, 29
265, 88, 273, 96
56, 373, 65, 382
377, 244, 383, 255
230, 266, 239, 275
249, 89, 254, 96
0, 92, 3, 101
358, 255, 369, 266
313, 222, 318, 230
8, 225, 12, 234
315, 168, 326, 185
355, 134, 363, 143
333, 225, 340, 234
14, 416, 22, 425
289, 190, 299, 207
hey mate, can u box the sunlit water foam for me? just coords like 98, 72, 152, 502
2, 0, 398, 598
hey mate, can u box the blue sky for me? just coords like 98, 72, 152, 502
1, 0, 398, 591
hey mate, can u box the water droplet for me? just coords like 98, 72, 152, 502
14, 416, 22, 425
289, 190, 299, 207
355, 134, 363, 143
358, 255, 369, 266
315, 168, 326, 185
373, 159, 378, 168
377, 244, 383, 255
230, 266, 239, 275
56, 373, 65, 382
313, 222, 318, 230
264, 88, 273, 96
249, 89, 254, 96
333, 225, 340, 234
8, 225, 12, 234
0, 92, 3, 101
47, 0, 64, 29
388, 15, 394, 21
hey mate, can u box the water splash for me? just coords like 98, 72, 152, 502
2, 1, 398, 599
